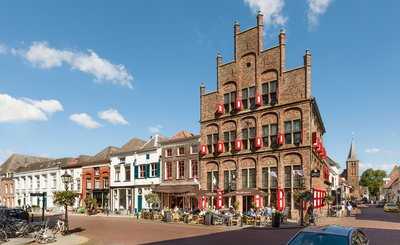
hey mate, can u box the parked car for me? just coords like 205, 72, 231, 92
287, 225, 369, 245
376, 200, 385, 208
0, 208, 29, 220
383, 203, 399, 212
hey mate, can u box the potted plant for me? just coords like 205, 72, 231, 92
271, 210, 283, 228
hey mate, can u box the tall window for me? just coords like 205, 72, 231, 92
166, 162, 172, 179
262, 124, 278, 147
190, 145, 198, 154
224, 91, 236, 113
95, 178, 100, 189
166, 149, 173, 157
242, 168, 256, 189
284, 119, 302, 145
242, 86, 256, 110
262, 167, 269, 189
262, 81, 278, 106
125, 165, 131, 181
36, 176, 40, 189
190, 160, 198, 178
207, 133, 219, 153
103, 177, 109, 189
139, 165, 146, 178
146, 154, 150, 160
178, 147, 185, 155
223, 130, 236, 152
270, 167, 278, 188
52, 174, 56, 189
115, 166, 120, 181
207, 171, 219, 191
86, 177, 92, 189
223, 170, 236, 192
293, 165, 302, 188
177, 161, 185, 179
285, 166, 292, 188
150, 162, 157, 177
242, 127, 256, 150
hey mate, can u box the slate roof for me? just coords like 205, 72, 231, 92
79, 146, 119, 166
0, 154, 52, 174
15, 157, 71, 173
113, 137, 146, 155
347, 140, 358, 161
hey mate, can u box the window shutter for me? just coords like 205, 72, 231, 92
156, 161, 160, 177
146, 164, 150, 178
134, 166, 138, 179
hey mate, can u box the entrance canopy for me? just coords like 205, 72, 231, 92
223, 189, 267, 197
152, 184, 199, 195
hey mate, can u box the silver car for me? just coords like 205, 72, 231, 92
287, 225, 369, 245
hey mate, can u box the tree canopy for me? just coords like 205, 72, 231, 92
359, 168, 386, 198
53, 191, 79, 207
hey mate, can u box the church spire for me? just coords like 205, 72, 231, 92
347, 138, 358, 161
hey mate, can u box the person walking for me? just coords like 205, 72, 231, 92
347, 202, 353, 217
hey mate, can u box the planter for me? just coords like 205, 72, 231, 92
271, 213, 281, 228
164, 211, 172, 223
204, 213, 213, 225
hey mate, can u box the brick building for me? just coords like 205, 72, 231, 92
81, 146, 119, 211
199, 13, 329, 216
155, 131, 200, 210
0, 172, 14, 207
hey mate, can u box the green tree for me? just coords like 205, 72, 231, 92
359, 168, 386, 199
53, 191, 79, 233
145, 192, 160, 210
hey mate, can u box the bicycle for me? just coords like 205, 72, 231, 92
52, 219, 67, 235
33, 221, 57, 244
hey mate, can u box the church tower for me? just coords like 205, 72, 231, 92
346, 139, 360, 198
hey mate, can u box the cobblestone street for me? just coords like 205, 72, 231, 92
65, 207, 400, 245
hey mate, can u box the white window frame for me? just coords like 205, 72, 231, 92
139, 165, 145, 178
150, 162, 157, 177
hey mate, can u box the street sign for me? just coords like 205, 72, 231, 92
311, 169, 320, 178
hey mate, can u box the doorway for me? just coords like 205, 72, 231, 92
137, 195, 143, 212
242, 196, 253, 213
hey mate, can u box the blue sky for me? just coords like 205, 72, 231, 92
0, 0, 399, 173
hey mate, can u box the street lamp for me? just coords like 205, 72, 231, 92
61, 171, 73, 232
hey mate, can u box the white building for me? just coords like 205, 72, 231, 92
110, 135, 163, 214
61, 158, 83, 208
14, 158, 81, 210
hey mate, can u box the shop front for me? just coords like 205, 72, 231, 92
154, 184, 199, 210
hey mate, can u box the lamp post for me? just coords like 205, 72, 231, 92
61, 171, 73, 232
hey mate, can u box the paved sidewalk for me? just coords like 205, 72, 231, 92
3, 234, 89, 245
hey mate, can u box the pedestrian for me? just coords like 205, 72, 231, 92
306, 204, 315, 226
347, 202, 353, 216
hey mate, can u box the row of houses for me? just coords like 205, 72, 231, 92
0, 13, 361, 218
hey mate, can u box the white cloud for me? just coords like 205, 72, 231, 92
307, 0, 332, 29
23, 98, 63, 114
19, 42, 133, 88
148, 125, 163, 134
244, 0, 287, 26
0, 93, 63, 123
365, 148, 381, 154
360, 162, 395, 174
98, 108, 128, 125
70, 113, 101, 129
0, 43, 8, 54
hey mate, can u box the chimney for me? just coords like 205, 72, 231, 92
216, 52, 222, 66
257, 11, 264, 26
279, 29, 286, 75
304, 49, 312, 98
234, 21, 240, 61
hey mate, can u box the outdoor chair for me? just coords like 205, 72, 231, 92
255, 215, 267, 227
212, 215, 224, 225
230, 215, 240, 226
172, 212, 181, 222
242, 215, 255, 226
